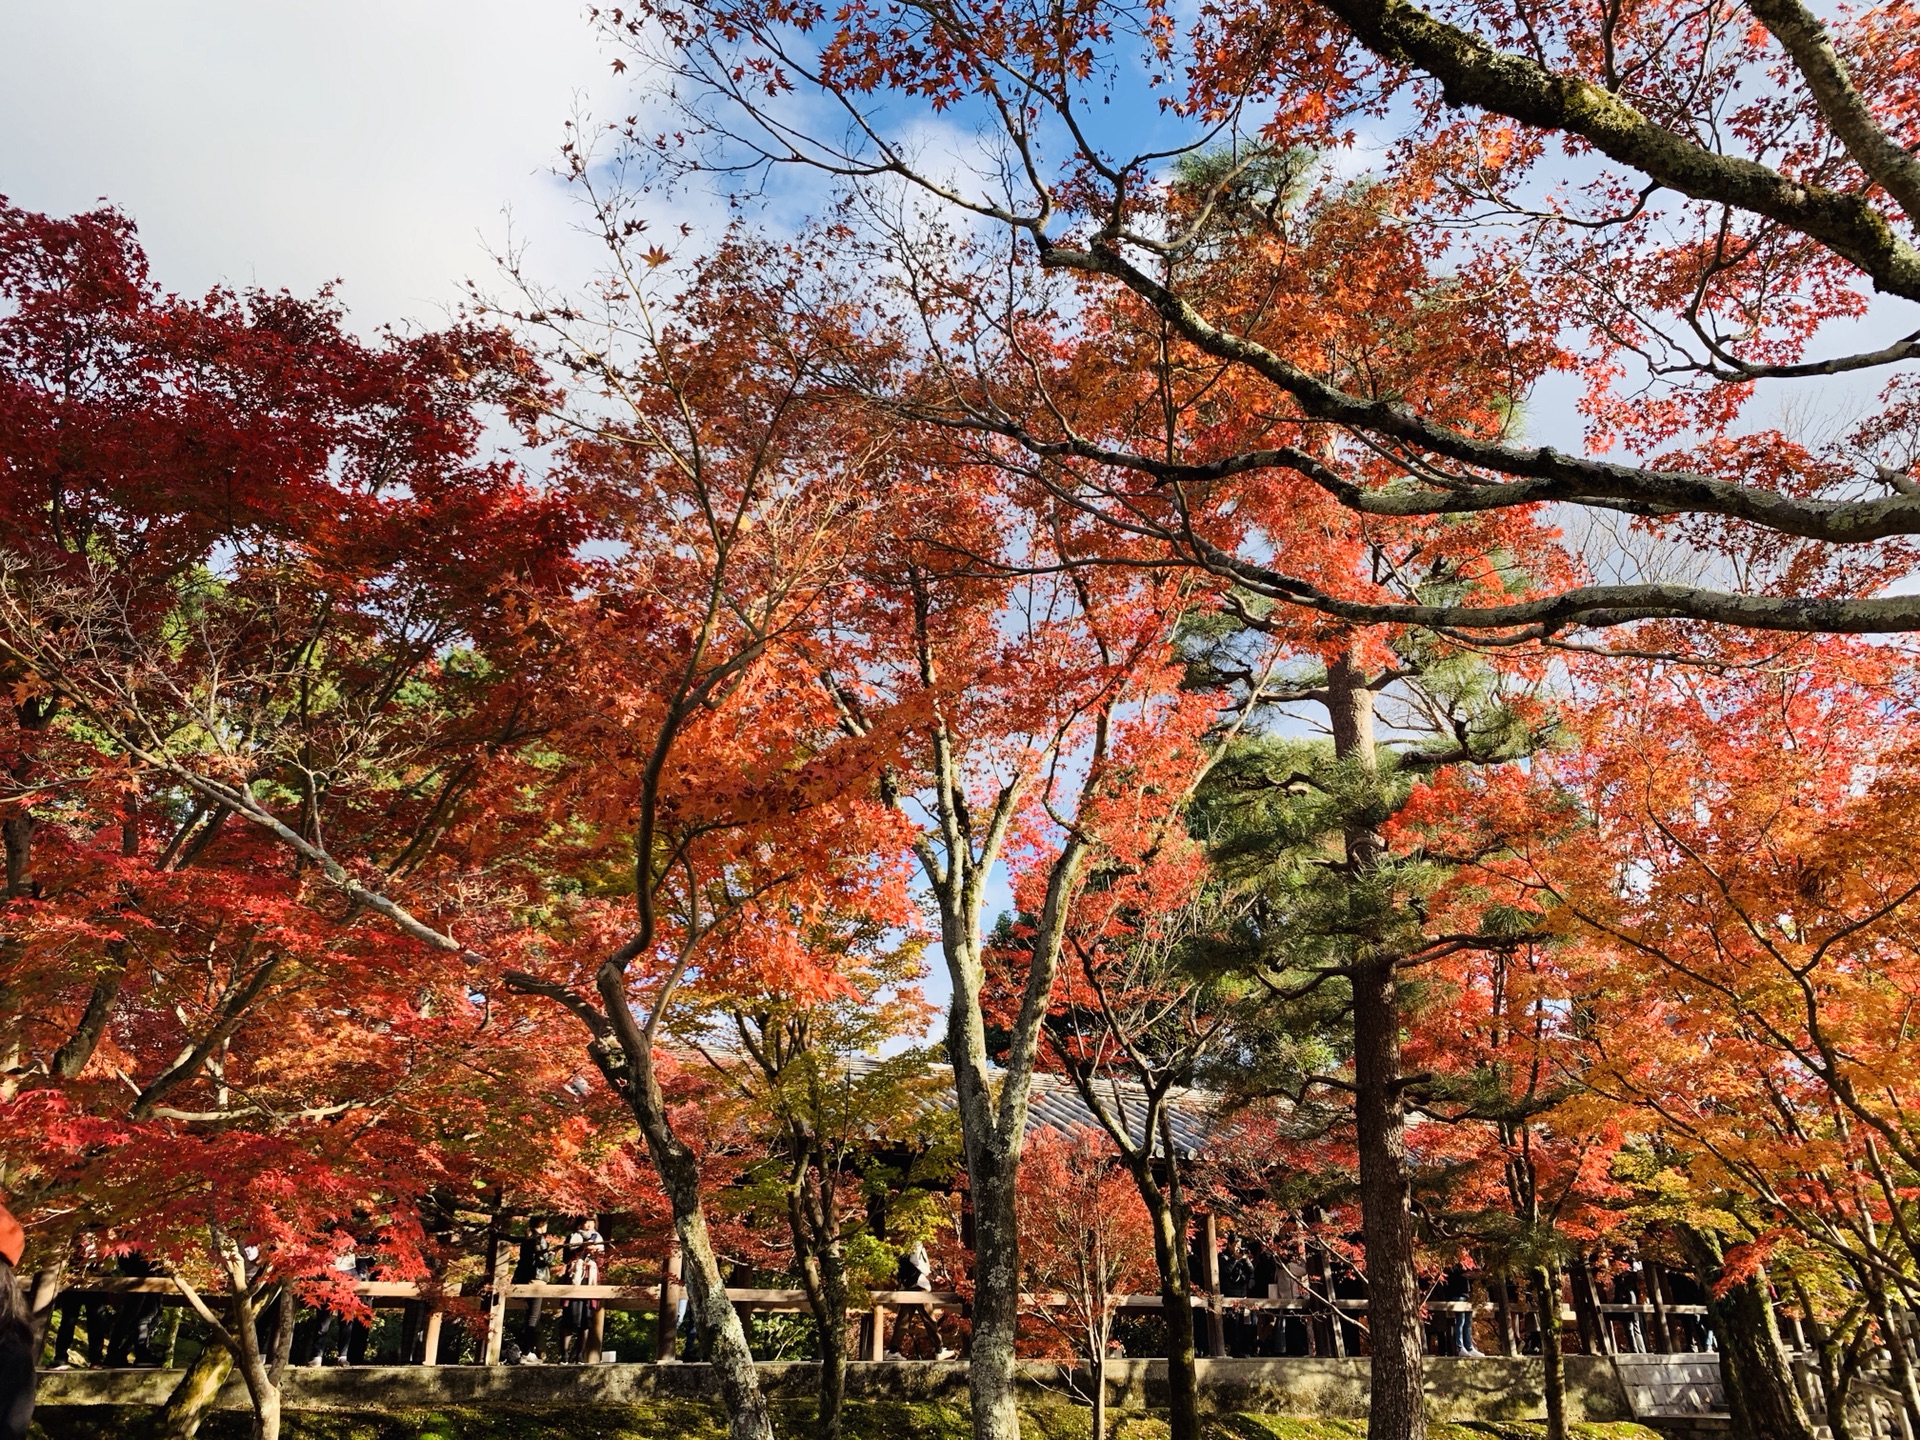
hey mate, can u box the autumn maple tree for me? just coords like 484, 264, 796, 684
698, 933, 952, 1440
0, 197, 592, 1440
468, 188, 925, 1440
1517, 639, 1920, 1439
1013, 1127, 1159, 1440
568, 0, 1920, 1422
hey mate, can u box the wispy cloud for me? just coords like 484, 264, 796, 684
0, 0, 638, 329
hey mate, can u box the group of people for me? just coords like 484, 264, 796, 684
502, 1217, 608, 1366
1193, 1231, 1712, 1360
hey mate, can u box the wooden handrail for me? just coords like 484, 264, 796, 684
29, 1278, 1711, 1316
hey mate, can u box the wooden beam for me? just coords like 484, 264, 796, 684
655, 1248, 681, 1363
1201, 1212, 1225, 1358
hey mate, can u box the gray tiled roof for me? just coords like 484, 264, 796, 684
1020, 1070, 1214, 1158
841, 1055, 1216, 1159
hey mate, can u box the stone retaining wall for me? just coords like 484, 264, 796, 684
36, 1355, 1633, 1424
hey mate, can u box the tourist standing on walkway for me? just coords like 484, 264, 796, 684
558, 1223, 604, 1363
0, 1202, 36, 1440
507, 1217, 556, 1365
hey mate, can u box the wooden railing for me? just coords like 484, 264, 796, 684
36, 1276, 1712, 1368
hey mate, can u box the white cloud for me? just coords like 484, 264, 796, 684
0, 0, 636, 331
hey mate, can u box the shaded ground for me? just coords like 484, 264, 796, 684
29, 1400, 1665, 1440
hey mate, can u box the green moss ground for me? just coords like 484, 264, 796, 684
30, 1402, 1664, 1440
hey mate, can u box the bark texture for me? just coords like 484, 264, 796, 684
619, 1032, 776, 1440
1531, 1266, 1567, 1440
1685, 1231, 1818, 1440
156, 1343, 235, 1440
1328, 655, 1428, 1440
1144, 1184, 1201, 1440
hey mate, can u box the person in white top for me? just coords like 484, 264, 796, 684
558, 1224, 605, 1362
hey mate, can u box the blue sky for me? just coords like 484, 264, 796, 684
5, 0, 1912, 1041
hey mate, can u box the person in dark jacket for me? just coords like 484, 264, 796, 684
1219, 1236, 1256, 1357
104, 1253, 162, 1366
0, 1202, 36, 1440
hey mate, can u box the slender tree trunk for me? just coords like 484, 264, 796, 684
4, 697, 56, 901
2, 814, 32, 899
1796, 1291, 1859, 1440
227, 1293, 282, 1440
790, 1170, 849, 1440
1531, 1266, 1567, 1440
940, 822, 1084, 1440
630, 1073, 775, 1440
1351, 955, 1426, 1440
814, 1283, 847, 1440
1142, 1186, 1201, 1440
910, 698, 1098, 1440
591, 965, 776, 1440
1327, 655, 1426, 1440
1091, 1334, 1107, 1440
269, 1286, 294, 1379
157, 1343, 235, 1440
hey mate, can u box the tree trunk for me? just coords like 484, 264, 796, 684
2, 814, 31, 899
815, 1292, 847, 1440
1328, 653, 1427, 1440
963, 1151, 1023, 1440
225, 1291, 282, 1440
251, 1386, 280, 1440
1531, 1266, 1567, 1440
157, 1343, 235, 1440
1685, 1233, 1817, 1440
1351, 955, 1426, 1440
623, 1041, 776, 1440
4, 697, 57, 899
793, 1192, 849, 1440
589, 960, 776, 1440
1797, 1290, 1859, 1440
1091, 1338, 1107, 1440
269, 1285, 294, 1379
1140, 1176, 1200, 1440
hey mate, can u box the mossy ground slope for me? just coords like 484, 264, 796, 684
30, 1401, 1664, 1440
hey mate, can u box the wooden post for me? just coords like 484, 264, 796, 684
1493, 1278, 1514, 1356
588, 1304, 607, 1363
656, 1247, 682, 1362
868, 1306, 889, 1362
1644, 1255, 1675, 1354
421, 1309, 444, 1367
482, 1208, 513, 1366
1201, 1212, 1226, 1358
1304, 1231, 1338, 1359
484, 1259, 511, 1365
1576, 1260, 1614, 1356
